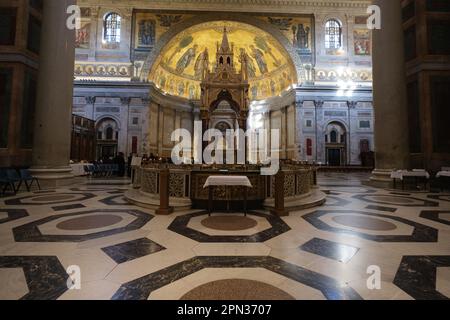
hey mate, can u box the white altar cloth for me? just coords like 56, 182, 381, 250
391, 170, 430, 180
203, 176, 252, 188
71, 163, 91, 176
437, 171, 450, 178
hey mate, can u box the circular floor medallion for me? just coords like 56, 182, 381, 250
180, 279, 295, 300
201, 215, 258, 231
332, 215, 397, 231
56, 214, 123, 231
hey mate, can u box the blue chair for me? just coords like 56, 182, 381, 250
104, 164, 112, 177
20, 169, 41, 191
6, 169, 23, 193
99, 164, 107, 177
0, 169, 19, 195
106, 164, 112, 177
93, 165, 102, 177
84, 165, 94, 176
112, 164, 119, 175
88, 165, 95, 177
101, 164, 107, 176
0, 169, 16, 196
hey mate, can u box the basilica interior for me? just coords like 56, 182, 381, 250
0, 0, 449, 302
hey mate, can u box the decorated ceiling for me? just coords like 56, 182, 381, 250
148, 21, 298, 101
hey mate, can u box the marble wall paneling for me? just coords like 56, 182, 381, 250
162, 107, 175, 154
270, 111, 282, 155
149, 103, 159, 149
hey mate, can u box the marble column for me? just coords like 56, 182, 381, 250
281, 106, 287, 160
295, 100, 303, 161
314, 100, 324, 163
121, 97, 131, 155
30, 0, 76, 187
369, 0, 410, 187
192, 108, 201, 163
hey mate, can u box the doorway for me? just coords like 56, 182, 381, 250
96, 118, 119, 161
327, 148, 342, 166
325, 121, 347, 166
101, 145, 117, 159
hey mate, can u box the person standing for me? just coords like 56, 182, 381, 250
116, 152, 126, 177
127, 153, 133, 177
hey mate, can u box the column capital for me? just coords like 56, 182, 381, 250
90, 6, 100, 18
85, 96, 96, 104
120, 97, 131, 105
142, 97, 151, 105
347, 101, 358, 109
295, 100, 304, 109
314, 100, 324, 109
123, 8, 133, 18
193, 109, 201, 117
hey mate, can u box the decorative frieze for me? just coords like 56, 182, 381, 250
77, 0, 371, 12
95, 106, 120, 113
74, 63, 132, 78
324, 110, 347, 117
315, 69, 372, 82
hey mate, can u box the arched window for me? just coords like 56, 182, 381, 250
330, 130, 338, 143
105, 127, 114, 140
325, 19, 342, 49
103, 12, 121, 44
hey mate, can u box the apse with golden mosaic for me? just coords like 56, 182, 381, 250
149, 21, 297, 100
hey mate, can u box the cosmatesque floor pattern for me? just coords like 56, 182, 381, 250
0, 173, 449, 300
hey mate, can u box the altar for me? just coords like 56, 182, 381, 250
204, 175, 252, 215
192, 168, 265, 211
126, 162, 326, 216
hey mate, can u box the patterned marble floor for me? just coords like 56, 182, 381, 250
0, 173, 449, 300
